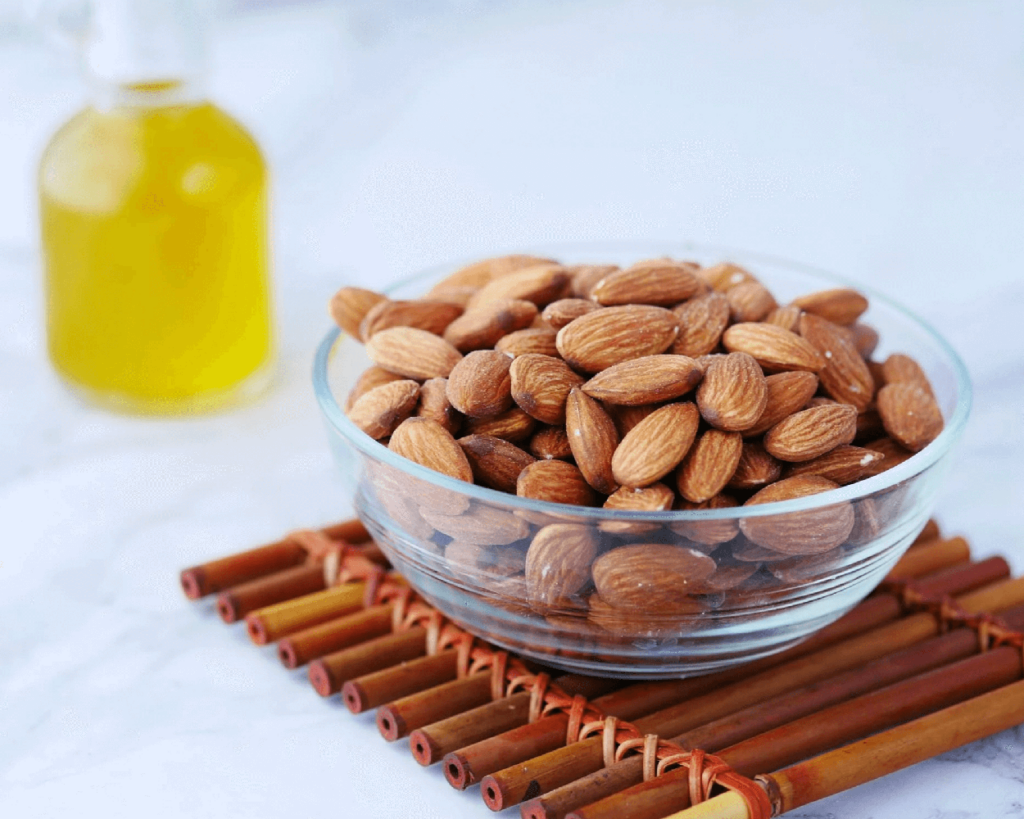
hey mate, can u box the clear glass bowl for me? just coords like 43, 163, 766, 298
313, 243, 971, 678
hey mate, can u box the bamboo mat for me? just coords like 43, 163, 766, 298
179, 518, 1024, 819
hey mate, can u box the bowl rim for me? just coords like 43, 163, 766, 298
313, 241, 972, 522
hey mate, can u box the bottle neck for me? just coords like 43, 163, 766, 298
90, 77, 205, 112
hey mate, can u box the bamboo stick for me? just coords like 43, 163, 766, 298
244, 582, 366, 645
215, 563, 326, 623
277, 604, 394, 669
377, 672, 493, 741
180, 539, 307, 599
308, 627, 427, 697
342, 650, 460, 713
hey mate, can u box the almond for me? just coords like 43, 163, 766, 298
669, 494, 740, 545
542, 298, 601, 330
721, 322, 825, 372
422, 285, 477, 309
457, 433, 536, 493
798, 313, 875, 411
347, 379, 420, 439
366, 326, 463, 379
669, 293, 727, 356
556, 304, 679, 373
528, 425, 574, 460
415, 377, 463, 435
728, 441, 783, 490
725, 281, 777, 322
443, 298, 539, 352
581, 354, 703, 406
468, 263, 570, 309
510, 354, 586, 424
743, 370, 820, 437
494, 327, 560, 358
389, 417, 474, 483
464, 407, 536, 442
358, 298, 464, 340
525, 524, 599, 607
676, 428, 744, 502
588, 592, 705, 636
696, 352, 768, 432
446, 350, 514, 418
608, 403, 659, 437
611, 402, 700, 487
591, 260, 701, 306
763, 304, 803, 332
344, 365, 405, 411
881, 353, 935, 397
560, 388, 618, 494
517, 460, 598, 506
592, 543, 717, 612
603, 482, 675, 512
791, 288, 869, 326
568, 264, 620, 298
851, 323, 879, 359
328, 286, 386, 338
785, 444, 886, 484
854, 408, 886, 443
740, 475, 855, 555
428, 254, 557, 293
701, 262, 759, 292
876, 383, 944, 452
763, 403, 858, 462
863, 436, 915, 476
420, 503, 531, 546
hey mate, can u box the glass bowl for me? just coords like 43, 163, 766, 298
313, 242, 971, 678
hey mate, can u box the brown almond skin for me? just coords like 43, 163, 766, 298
468, 263, 570, 309
671, 291, 731, 357
445, 350, 514, 419
565, 387, 620, 495
882, 353, 935, 397
725, 281, 777, 322
358, 298, 464, 340
568, 264, 620, 298
676, 428, 744, 503
743, 371, 820, 437
389, 417, 474, 483
464, 407, 536, 442
785, 444, 887, 484
603, 482, 675, 512
740, 475, 855, 555
525, 524, 599, 608
763, 403, 858, 462
510, 354, 585, 425
328, 286, 386, 338
528, 425, 574, 460
701, 262, 759, 292
763, 304, 803, 332
556, 304, 680, 373
443, 299, 539, 352
542, 298, 601, 330
799, 313, 875, 412
415, 377, 462, 436
581, 354, 703, 406
728, 441, 783, 491
344, 366, 405, 412
494, 327, 560, 358
863, 436, 915, 476
457, 434, 536, 493
721, 323, 825, 372
428, 254, 557, 293
592, 544, 717, 613
611, 402, 700, 488
791, 288, 869, 326
669, 493, 740, 545
347, 379, 421, 439
517, 460, 598, 506
877, 382, 944, 452
852, 323, 880, 359
697, 352, 769, 432
365, 326, 463, 379
591, 260, 701, 306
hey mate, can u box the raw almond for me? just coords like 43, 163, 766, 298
725, 281, 777, 322
420, 503, 531, 546
347, 379, 420, 439
528, 425, 574, 460
457, 433, 536, 493
701, 262, 759, 292
358, 298, 464, 340
443, 299, 539, 352
428, 254, 557, 293
588, 592, 705, 636
464, 407, 537, 442
556, 304, 679, 373
328, 286, 386, 338
542, 298, 601, 330
592, 543, 717, 612
676, 428, 743, 503
591, 260, 700, 306
468, 263, 570, 309
791, 288, 869, 326
581, 354, 703, 406
565, 387, 620, 494
763, 304, 803, 332
671, 291, 731, 357
389, 417, 474, 483
510, 353, 586, 424
727, 441, 783, 490
525, 524, 599, 607
696, 352, 768, 432
608, 403, 659, 437
611, 402, 700, 488
494, 327, 560, 358
446, 350, 514, 418
669, 494, 740, 545
366, 326, 463, 379
876, 383, 944, 452
721, 322, 825, 372
798, 313, 875, 411
415, 377, 462, 436
740, 475, 855, 555
568, 264, 620, 298
517, 460, 598, 506
881, 353, 935, 397
743, 370, 820, 437
851, 324, 880, 359
763, 403, 858, 462
785, 444, 886, 484
863, 436, 915, 476
344, 365, 405, 411
603, 482, 675, 512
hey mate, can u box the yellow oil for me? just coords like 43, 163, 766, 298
39, 86, 274, 414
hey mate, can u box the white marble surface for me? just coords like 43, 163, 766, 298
2, 2, 1024, 817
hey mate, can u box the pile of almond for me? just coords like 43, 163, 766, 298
329, 254, 944, 633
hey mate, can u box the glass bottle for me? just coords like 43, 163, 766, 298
38, 0, 274, 414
